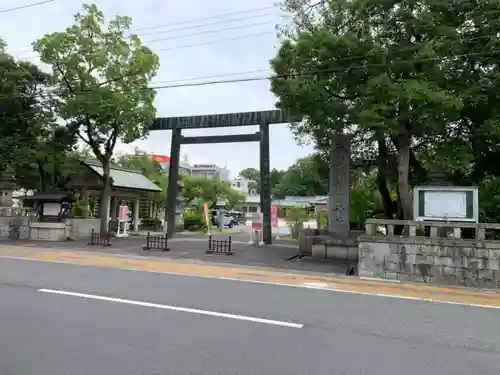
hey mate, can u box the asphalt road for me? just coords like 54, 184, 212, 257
1, 258, 500, 374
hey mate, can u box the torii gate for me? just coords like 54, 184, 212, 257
150, 110, 350, 244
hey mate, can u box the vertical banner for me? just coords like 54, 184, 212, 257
119, 205, 128, 221
203, 203, 210, 228
271, 204, 278, 228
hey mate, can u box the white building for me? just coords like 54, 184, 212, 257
151, 154, 230, 181
230, 179, 252, 194
191, 164, 230, 181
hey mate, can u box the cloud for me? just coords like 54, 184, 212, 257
1, 0, 313, 177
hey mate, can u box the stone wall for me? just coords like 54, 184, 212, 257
0, 216, 30, 239
66, 218, 100, 240
0, 217, 100, 241
359, 219, 500, 288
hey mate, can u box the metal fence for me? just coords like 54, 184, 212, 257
88, 229, 112, 246
207, 235, 233, 255
143, 232, 170, 252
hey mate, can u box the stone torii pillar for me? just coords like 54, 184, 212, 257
165, 128, 182, 237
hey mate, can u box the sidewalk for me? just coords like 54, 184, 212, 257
0, 236, 349, 275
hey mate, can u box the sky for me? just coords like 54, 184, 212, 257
0, 0, 314, 178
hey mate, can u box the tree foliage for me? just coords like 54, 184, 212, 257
271, 0, 500, 220
33, 4, 160, 231
182, 175, 245, 210
238, 167, 284, 194
273, 154, 329, 198
0, 39, 80, 192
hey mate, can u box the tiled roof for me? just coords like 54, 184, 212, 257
83, 161, 162, 192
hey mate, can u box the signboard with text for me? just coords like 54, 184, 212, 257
203, 203, 210, 228
250, 212, 263, 230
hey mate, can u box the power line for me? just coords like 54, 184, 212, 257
8, 12, 279, 53
0, 0, 54, 13
17, 31, 498, 66
134, 5, 278, 32
14, 30, 275, 62
1, 49, 498, 102
139, 12, 277, 37
144, 21, 274, 44
151, 68, 271, 86
149, 50, 500, 89
156, 31, 274, 52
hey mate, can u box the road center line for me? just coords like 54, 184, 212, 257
38, 288, 303, 329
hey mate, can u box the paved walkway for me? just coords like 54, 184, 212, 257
0, 235, 350, 275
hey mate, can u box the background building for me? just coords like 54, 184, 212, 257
151, 154, 230, 181
190, 164, 230, 181
230, 179, 253, 194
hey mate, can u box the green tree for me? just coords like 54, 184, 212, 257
183, 175, 245, 210
33, 4, 160, 232
273, 154, 329, 198
272, 0, 463, 219
0, 39, 79, 192
13, 125, 80, 191
238, 167, 284, 194
349, 170, 382, 228
238, 168, 260, 193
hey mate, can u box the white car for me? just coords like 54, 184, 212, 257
211, 211, 235, 228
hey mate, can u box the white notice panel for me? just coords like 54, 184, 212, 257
424, 191, 466, 219
413, 186, 478, 222
42, 203, 61, 216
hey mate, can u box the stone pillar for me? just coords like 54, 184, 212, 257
133, 198, 140, 232
105, 196, 111, 227
110, 197, 117, 220
328, 133, 350, 238
165, 128, 182, 236
259, 122, 272, 244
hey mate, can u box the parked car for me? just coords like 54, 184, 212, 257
229, 211, 245, 225
211, 211, 236, 228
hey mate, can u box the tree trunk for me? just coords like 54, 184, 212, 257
376, 138, 394, 219
395, 135, 413, 220
100, 160, 111, 234
37, 161, 47, 192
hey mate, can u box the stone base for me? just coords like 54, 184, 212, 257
298, 228, 359, 260
29, 222, 67, 241
312, 243, 358, 261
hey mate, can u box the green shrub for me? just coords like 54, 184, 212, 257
316, 211, 328, 229
73, 198, 90, 217
183, 210, 207, 231
140, 218, 162, 229
286, 207, 309, 239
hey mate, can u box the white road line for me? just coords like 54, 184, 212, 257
37, 288, 303, 329
303, 282, 330, 289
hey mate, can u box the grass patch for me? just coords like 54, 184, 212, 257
276, 235, 294, 240
208, 228, 240, 236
